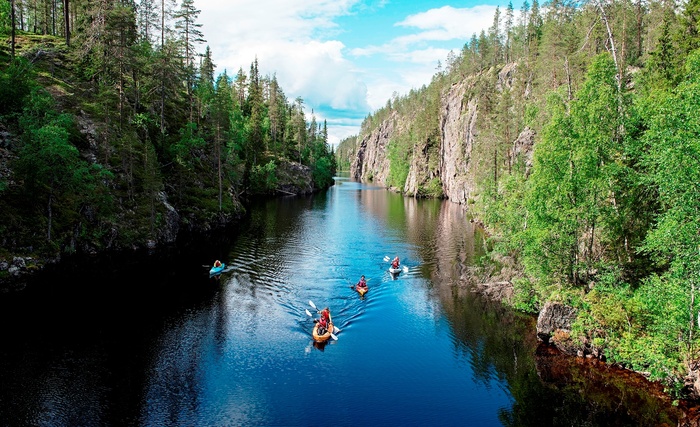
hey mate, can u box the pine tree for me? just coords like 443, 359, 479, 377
173, 0, 205, 122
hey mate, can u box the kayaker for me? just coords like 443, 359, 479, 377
316, 308, 330, 334
356, 275, 367, 290
320, 307, 331, 323
391, 256, 400, 269
213, 260, 222, 268
318, 307, 331, 329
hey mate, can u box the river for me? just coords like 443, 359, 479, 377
0, 174, 693, 426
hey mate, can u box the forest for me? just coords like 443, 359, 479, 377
338, 0, 700, 399
0, 0, 336, 258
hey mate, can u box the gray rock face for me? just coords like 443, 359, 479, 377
536, 301, 578, 344
351, 112, 399, 185
349, 63, 535, 206
276, 160, 315, 195
155, 191, 180, 245
437, 80, 479, 204
511, 127, 536, 177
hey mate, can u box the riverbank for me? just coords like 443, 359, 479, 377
0, 157, 323, 294
459, 247, 700, 422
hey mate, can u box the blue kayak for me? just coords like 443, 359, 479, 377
209, 263, 225, 276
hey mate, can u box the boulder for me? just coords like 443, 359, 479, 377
536, 301, 577, 344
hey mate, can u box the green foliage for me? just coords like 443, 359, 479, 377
597, 274, 690, 380
12, 106, 104, 246
522, 54, 625, 286
334, 135, 357, 171
0, 1, 10, 34
312, 156, 334, 189
632, 50, 700, 375
0, 59, 36, 119
172, 122, 206, 168
510, 277, 540, 313
249, 160, 278, 194
417, 177, 444, 198
640, 50, 700, 280
386, 132, 411, 190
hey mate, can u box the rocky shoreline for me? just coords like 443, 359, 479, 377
0, 256, 50, 293
460, 253, 700, 423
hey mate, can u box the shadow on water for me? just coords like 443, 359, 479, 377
440, 287, 697, 426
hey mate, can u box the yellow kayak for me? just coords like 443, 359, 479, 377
312, 321, 334, 342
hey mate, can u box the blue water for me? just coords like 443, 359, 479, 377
0, 176, 687, 426
142, 177, 510, 426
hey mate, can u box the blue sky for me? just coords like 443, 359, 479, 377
197, 0, 513, 147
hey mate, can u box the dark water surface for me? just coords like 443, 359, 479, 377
0, 176, 692, 426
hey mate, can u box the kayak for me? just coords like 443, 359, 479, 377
209, 263, 225, 276
389, 266, 401, 274
313, 321, 334, 342
356, 285, 368, 296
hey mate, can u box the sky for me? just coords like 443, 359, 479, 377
196, 0, 512, 147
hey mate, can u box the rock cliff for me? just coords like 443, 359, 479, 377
351, 111, 400, 187
351, 65, 535, 206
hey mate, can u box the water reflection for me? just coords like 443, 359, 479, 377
0, 175, 696, 426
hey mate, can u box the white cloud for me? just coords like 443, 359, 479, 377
351, 5, 496, 58
348, 5, 499, 112
197, 2, 501, 144
198, 0, 358, 59
198, 0, 369, 114
396, 5, 497, 40
264, 41, 369, 112
326, 124, 361, 147
392, 47, 452, 64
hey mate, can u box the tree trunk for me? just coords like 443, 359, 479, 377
217, 123, 222, 211
47, 192, 53, 242
690, 284, 695, 349
64, 0, 70, 46
493, 148, 498, 186
594, 0, 621, 93
10, 0, 15, 57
